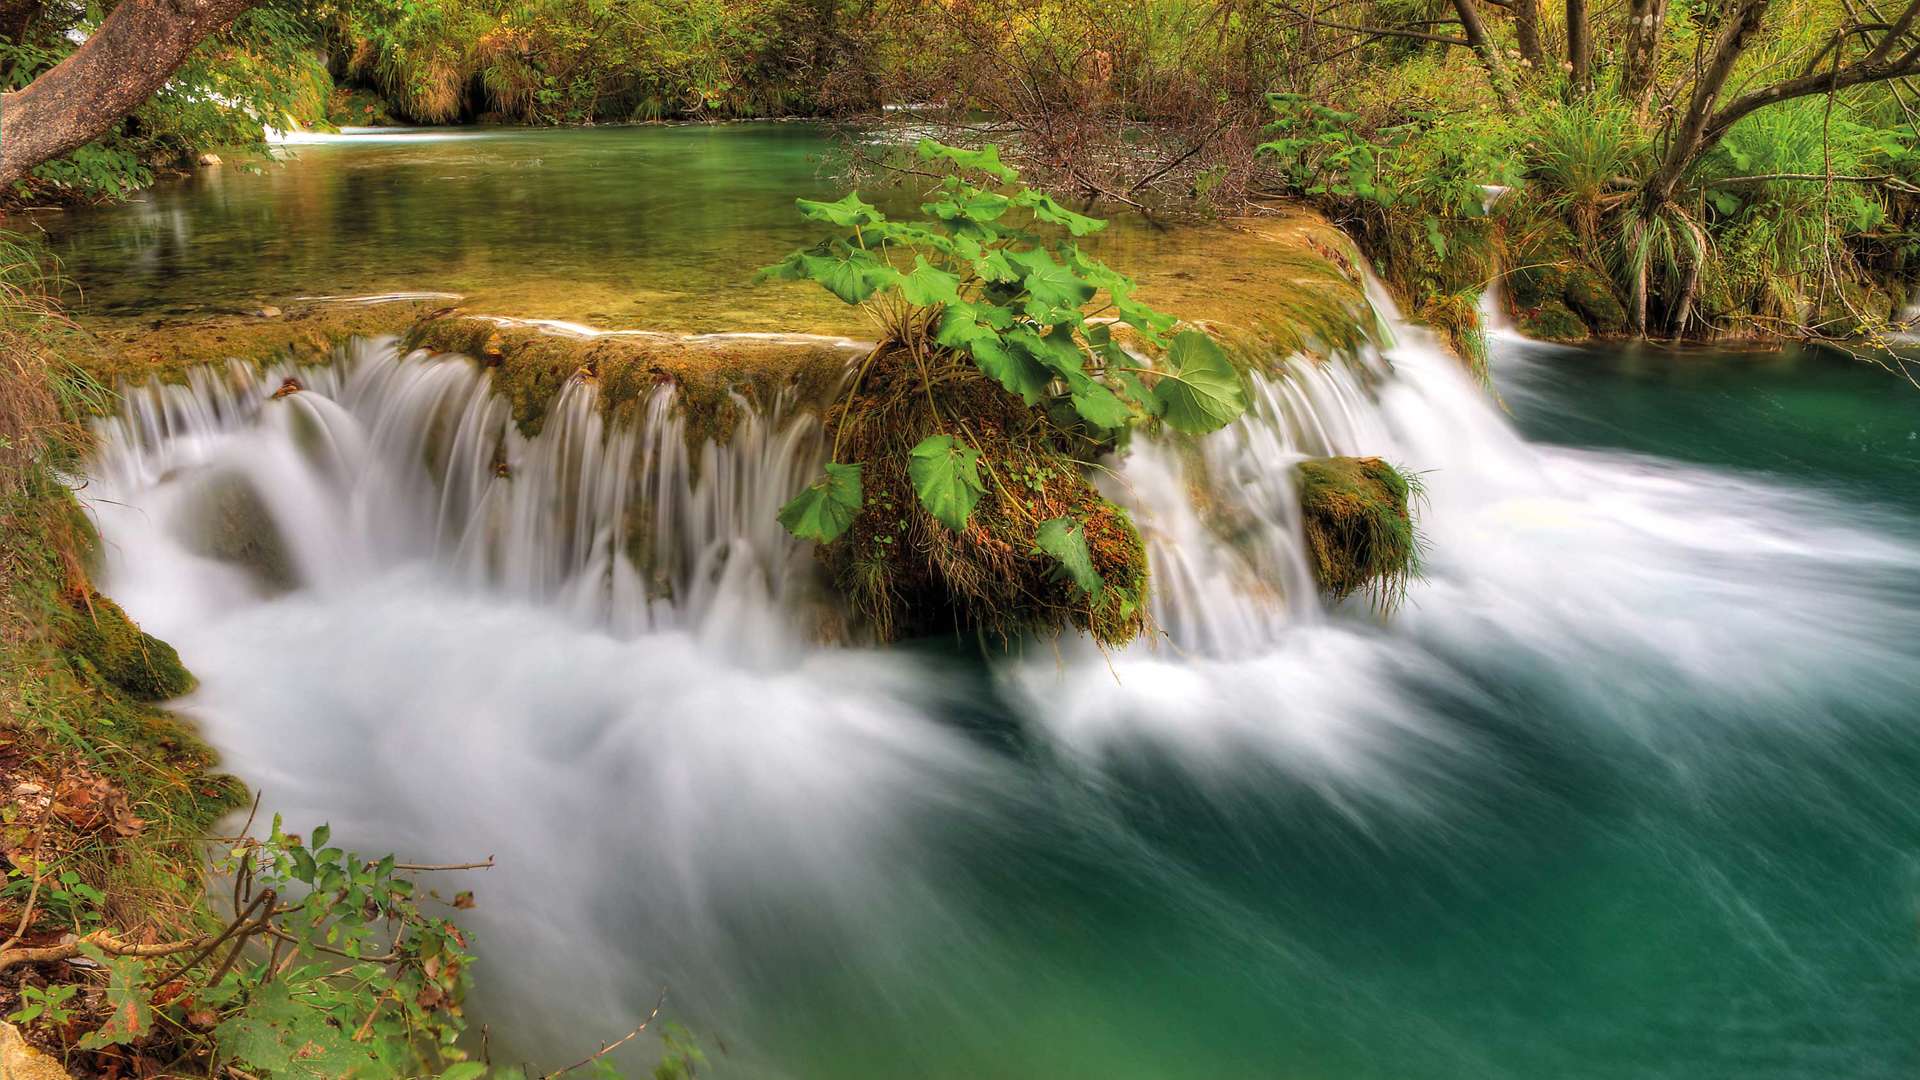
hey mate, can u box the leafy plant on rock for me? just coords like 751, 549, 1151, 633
764, 139, 1248, 643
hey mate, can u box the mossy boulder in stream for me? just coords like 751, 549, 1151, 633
65, 592, 195, 701
1296, 456, 1418, 609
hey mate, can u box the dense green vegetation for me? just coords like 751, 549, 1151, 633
13, 0, 1920, 348
769, 140, 1246, 644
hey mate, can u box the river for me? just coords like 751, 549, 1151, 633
39, 124, 1920, 1078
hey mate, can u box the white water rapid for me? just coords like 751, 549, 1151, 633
79, 281, 1920, 1076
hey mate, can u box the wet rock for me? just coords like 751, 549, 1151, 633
1562, 267, 1628, 335
196, 152, 223, 167
174, 469, 299, 593
256, 305, 283, 318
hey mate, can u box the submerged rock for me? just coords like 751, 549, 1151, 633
65, 592, 195, 702
174, 469, 299, 593
1295, 456, 1418, 610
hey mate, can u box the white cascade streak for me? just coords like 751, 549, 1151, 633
88, 338, 840, 657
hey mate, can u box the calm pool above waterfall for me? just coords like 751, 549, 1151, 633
52, 125, 1920, 1078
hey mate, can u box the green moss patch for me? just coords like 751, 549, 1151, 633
65, 592, 195, 702
1, 469, 243, 946
1517, 298, 1588, 343
1295, 455, 1419, 611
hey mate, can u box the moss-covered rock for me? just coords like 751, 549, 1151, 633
1295, 456, 1418, 610
1509, 260, 1569, 312
1517, 299, 1589, 343
1415, 291, 1489, 379
326, 86, 397, 127
1562, 266, 1629, 335
65, 592, 195, 702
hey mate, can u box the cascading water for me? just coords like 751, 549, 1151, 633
80, 279, 1920, 1077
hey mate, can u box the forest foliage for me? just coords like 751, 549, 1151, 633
10, 0, 1920, 344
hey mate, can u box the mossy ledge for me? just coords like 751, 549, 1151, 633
64, 592, 195, 702
1295, 455, 1419, 610
79, 299, 454, 391
402, 315, 860, 445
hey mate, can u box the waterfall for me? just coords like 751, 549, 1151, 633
89, 338, 845, 658
75, 269, 1920, 1077
88, 325, 1407, 658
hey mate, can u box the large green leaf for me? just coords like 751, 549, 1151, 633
937, 308, 1051, 405
1009, 325, 1086, 376
777, 462, 864, 542
1004, 247, 1096, 319
1013, 190, 1107, 236
922, 188, 1013, 224
213, 981, 372, 1078
1110, 281, 1176, 345
867, 221, 982, 260
1035, 517, 1105, 598
1063, 371, 1134, 430
970, 336, 1053, 406
974, 249, 1021, 283
1155, 330, 1246, 434
801, 248, 900, 305
917, 139, 1019, 181
908, 434, 986, 531
796, 191, 884, 228
900, 255, 963, 307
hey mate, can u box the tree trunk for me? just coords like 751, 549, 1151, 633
0, 0, 43, 41
1512, 0, 1546, 69
1566, 0, 1592, 94
1450, 0, 1522, 112
0, 0, 259, 189
1619, 0, 1670, 110
1643, 0, 1772, 206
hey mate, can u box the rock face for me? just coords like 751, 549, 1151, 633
1295, 456, 1418, 609
0, 1020, 75, 1080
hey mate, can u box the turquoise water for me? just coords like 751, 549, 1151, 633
30, 124, 1270, 334
64, 126, 1920, 1077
